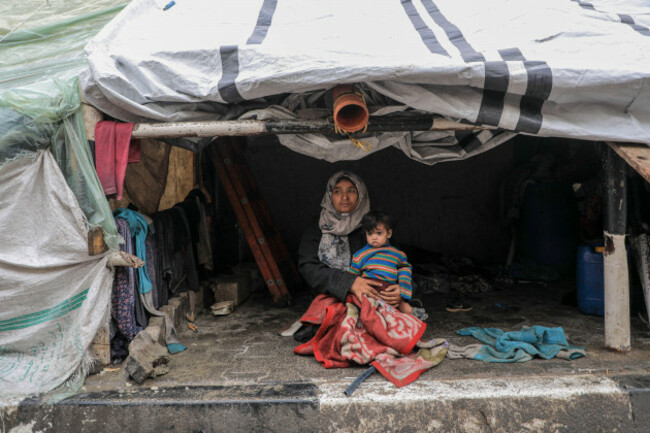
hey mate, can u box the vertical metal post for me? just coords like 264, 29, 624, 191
602, 144, 630, 351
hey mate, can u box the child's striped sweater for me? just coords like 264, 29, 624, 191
349, 244, 413, 300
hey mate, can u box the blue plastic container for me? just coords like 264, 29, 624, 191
576, 244, 604, 316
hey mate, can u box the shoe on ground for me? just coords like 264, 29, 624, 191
445, 301, 473, 313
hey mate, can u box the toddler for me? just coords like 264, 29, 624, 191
349, 210, 413, 315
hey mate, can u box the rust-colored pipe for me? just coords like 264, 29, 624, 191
331, 85, 369, 133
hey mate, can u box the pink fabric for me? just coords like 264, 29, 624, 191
294, 294, 437, 387
95, 121, 139, 200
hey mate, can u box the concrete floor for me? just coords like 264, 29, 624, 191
8, 280, 650, 432
120, 279, 650, 387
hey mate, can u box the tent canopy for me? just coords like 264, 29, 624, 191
81, 0, 650, 163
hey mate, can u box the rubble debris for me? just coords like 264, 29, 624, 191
124, 327, 170, 384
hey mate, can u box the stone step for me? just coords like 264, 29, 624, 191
5, 374, 650, 432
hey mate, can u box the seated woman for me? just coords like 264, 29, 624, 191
293, 171, 447, 389
297, 171, 402, 310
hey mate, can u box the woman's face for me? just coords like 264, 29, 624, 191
331, 178, 359, 213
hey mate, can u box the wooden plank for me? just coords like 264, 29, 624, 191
606, 141, 650, 183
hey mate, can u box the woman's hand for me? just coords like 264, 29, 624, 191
379, 284, 402, 307
350, 277, 382, 303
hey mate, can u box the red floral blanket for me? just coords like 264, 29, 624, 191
294, 294, 447, 387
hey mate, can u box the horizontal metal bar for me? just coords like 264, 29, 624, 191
130, 116, 494, 139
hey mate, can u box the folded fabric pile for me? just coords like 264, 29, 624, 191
447, 326, 585, 363
294, 294, 447, 387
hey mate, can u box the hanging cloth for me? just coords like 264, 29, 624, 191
95, 121, 141, 200
114, 208, 186, 354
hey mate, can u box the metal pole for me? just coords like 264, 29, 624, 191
602, 144, 630, 351
130, 116, 492, 139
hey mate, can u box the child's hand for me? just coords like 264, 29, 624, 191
350, 277, 381, 302
378, 285, 401, 307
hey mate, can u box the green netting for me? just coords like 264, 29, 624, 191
0, 0, 128, 250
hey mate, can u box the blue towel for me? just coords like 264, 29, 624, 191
114, 208, 152, 294
449, 326, 585, 363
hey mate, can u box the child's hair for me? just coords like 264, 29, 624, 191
361, 210, 394, 233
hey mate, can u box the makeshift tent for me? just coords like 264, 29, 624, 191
78, 0, 650, 357
2, 0, 649, 405
82, 0, 650, 162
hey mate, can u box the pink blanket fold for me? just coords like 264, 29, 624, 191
294, 294, 446, 387
95, 121, 140, 200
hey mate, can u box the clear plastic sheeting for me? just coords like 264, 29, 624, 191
1, 0, 126, 249
82, 0, 650, 162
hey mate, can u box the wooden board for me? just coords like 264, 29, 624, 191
606, 141, 650, 183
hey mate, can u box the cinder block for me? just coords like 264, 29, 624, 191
233, 262, 263, 292
145, 316, 167, 347
159, 303, 177, 330
91, 309, 111, 365
176, 292, 190, 321
188, 285, 204, 313
212, 274, 250, 306
161, 295, 190, 330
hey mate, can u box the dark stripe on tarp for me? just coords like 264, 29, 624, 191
618, 14, 650, 36
498, 47, 553, 134
420, 0, 484, 62
247, 0, 279, 44
219, 0, 279, 103
218, 45, 244, 103
415, 0, 506, 127
454, 130, 486, 154
498, 47, 525, 61
516, 61, 552, 134
572, 0, 650, 37
475, 62, 510, 126
400, 0, 449, 56
572, 0, 595, 11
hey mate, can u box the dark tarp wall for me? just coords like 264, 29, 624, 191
244, 136, 516, 265
243, 135, 602, 267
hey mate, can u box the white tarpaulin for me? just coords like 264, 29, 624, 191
0, 151, 112, 405
82, 0, 650, 163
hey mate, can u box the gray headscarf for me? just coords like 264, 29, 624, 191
317, 171, 370, 270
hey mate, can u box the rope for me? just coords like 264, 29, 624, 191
344, 365, 377, 396
0, 0, 50, 43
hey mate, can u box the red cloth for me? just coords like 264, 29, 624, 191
95, 121, 140, 200
294, 294, 434, 387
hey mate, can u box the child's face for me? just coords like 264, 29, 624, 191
365, 223, 392, 248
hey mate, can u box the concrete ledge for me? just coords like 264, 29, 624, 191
319, 375, 636, 432
5, 375, 650, 432
6, 383, 319, 433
